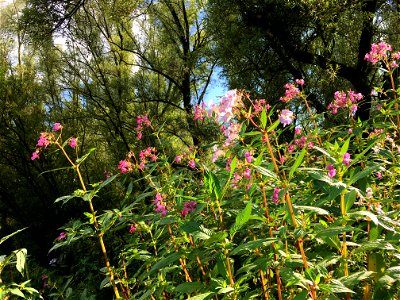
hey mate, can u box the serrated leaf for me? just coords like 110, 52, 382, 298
294, 205, 329, 215
316, 226, 355, 237
14, 248, 27, 275
253, 165, 278, 178
230, 200, 252, 237
76, 147, 96, 164
175, 282, 205, 294
188, 292, 214, 300
260, 108, 267, 129
267, 119, 280, 132
347, 165, 379, 186
339, 271, 374, 288
289, 148, 306, 179
231, 238, 277, 255
0, 228, 27, 245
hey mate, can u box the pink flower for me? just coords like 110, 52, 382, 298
295, 79, 305, 86
348, 128, 353, 134
36, 133, 50, 148
181, 201, 198, 217
342, 153, 351, 166
31, 152, 39, 160
129, 224, 137, 233
137, 132, 143, 140
53, 122, 62, 131
188, 159, 196, 169
118, 160, 130, 173
280, 155, 286, 164
279, 109, 294, 127
226, 158, 232, 172
364, 42, 392, 64
155, 202, 167, 217
272, 187, 280, 204
243, 168, 252, 179
194, 105, 205, 121
307, 142, 314, 149
327, 164, 336, 178
69, 138, 77, 148
295, 127, 301, 135
244, 151, 253, 163
280, 83, 300, 102
175, 155, 181, 163
57, 232, 67, 241
154, 192, 163, 204
288, 144, 295, 153
376, 171, 382, 179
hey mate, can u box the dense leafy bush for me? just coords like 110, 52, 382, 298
24, 42, 400, 299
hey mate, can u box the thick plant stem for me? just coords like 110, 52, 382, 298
225, 249, 235, 288
58, 143, 121, 299
262, 133, 316, 299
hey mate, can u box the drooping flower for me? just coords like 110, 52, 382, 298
37, 133, 50, 148
31, 152, 40, 161
57, 232, 67, 241
181, 201, 198, 217
327, 164, 336, 178
279, 109, 294, 127
118, 160, 130, 174
188, 159, 196, 169
129, 224, 137, 233
69, 137, 77, 148
53, 122, 62, 131
342, 152, 351, 166
243, 168, 252, 179
272, 187, 280, 204
244, 151, 253, 163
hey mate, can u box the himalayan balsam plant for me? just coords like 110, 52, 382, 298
31, 42, 400, 299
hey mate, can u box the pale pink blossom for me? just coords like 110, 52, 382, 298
69, 138, 77, 148
279, 109, 294, 127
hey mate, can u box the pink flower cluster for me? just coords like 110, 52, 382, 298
175, 150, 197, 169
342, 152, 351, 166
272, 187, 280, 204
327, 164, 336, 178
208, 90, 240, 123
327, 90, 363, 115
364, 42, 393, 64
287, 135, 314, 153
194, 104, 206, 121
244, 151, 253, 163
118, 160, 131, 174
279, 109, 294, 127
136, 114, 151, 140
139, 147, 157, 169
181, 201, 198, 217
129, 224, 137, 233
252, 99, 270, 113
154, 192, 167, 217
221, 122, 241, 145
212, 145, 225, 162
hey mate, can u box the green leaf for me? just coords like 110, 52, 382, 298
95, 174, 118, 191
347, 165, 379, 186
143, 252, 182, 279
339, 271, 374, 289
253, 165, 278, 179
339, 138, 351, 156
0, 228, 27, 245
344, 190, 357, 213
229, 156, 237, 179
260, 108, 267, 129
9, 288, 25, 297
188, 292, 214, 300
316, 226, 356, 238
267, 119, 280, 132
313, 146, 336, 162
289, 148, 306, 179
348, 211, 395, 231
175, 282, 205, 294
231, 238, 277, 255
230, 200, 252, 237
54, 195, 76, 205
293, 205, 329, 215
76, 147, 96, 164
14, 248, 27, 275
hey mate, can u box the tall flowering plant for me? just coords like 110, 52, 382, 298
32, 43, 400, 299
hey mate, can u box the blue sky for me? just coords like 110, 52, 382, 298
204, 67, 228, 105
